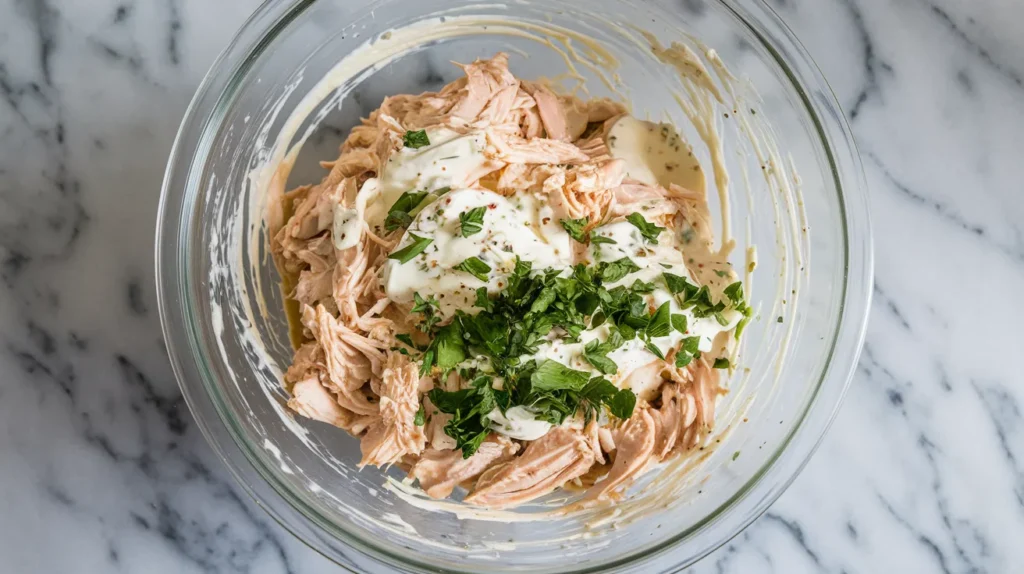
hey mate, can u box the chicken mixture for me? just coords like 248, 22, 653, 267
270, 53, 751, 509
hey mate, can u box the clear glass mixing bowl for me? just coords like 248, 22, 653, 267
156, 0, 871, 571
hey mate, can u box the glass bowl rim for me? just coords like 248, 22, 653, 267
155, 0, 873, 571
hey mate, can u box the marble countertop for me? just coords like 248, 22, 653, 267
2, 0, 1022, 572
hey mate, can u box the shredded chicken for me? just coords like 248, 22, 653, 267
464, 427, 600, 509
409, 435, 520, 499
359, 353, 427, 467
272, 52, 732, 508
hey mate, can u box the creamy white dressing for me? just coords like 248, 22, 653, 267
588, 219, 685, 284
364, 127, 495, 230
607, 115, 705, 192
383, 187, 574, 317
487, 406, 553, 441
332, 206, 361, 250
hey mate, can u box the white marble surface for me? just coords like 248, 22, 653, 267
2, 0, 1022, 572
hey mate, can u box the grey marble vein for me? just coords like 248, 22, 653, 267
1, 0, 1023, 572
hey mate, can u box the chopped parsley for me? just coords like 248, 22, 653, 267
531, 360, 591, 392
671, 314, 688, 334
411, 257, 666, 454
644, 340, 665, 360
419, 321, 466, 377
607, 388, 637, 420
560, 217, 590, 243
414, 405, 425, 426
455, 256, 491, 281
410, 259, 748, 453
626, 212, 665, 243
674, 336, 701, 368
395, 333, 418, 349
411, 293, 441, 332
384, 191, 428, 232
582, 331, 624, 375
599, 257, 641, 283
723, 281, 753, 337
723, 282, 745, 306
645, 302, 672, 338
663, 272, 698, 298
459, 206, 487, 237
403, 129, 430, 149
679, 285, 726, 319
560, 217, 616, 245
389, 233, 432, 263
409, 252, 752, 456
474, 286, 494, 312
427, 375, 507, 457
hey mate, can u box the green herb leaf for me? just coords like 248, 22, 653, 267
675, 336, 701, 368
629, 280, 656, 293
723, 281, 744, 303
626, 212, 665, 243
427, 388, 472, 413
681, 336, 700, 354
680, 285, 726, 318
530, 360, 591, 392
581, 377, 618, 404
560, 217, 590, 243
414, 405, 425, 426
429, 322, 466, 372
599, 257, 641, 283
384, 212, 412, 233
579, 377, 617, 421
427, 376, 504, 458
605, 329, 625, 350
590, 234, 616, 245
474, 287, 494, 311
663, 272, 697, 297
455, 256, 492, 281
583, 339, 619, 375
389, 233, 432, 263
713, 357, 731, 369
384, 191, 428, 232
403, 129, 430, 149
396, 333, 417, 349
646, 302, 672, 338
644, 340, 665, 360
412, 292, 436, 314
459, 206, 487, 237
671, 314, 688, 334
608, 389, 637, 419
411, 292, 440, 332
